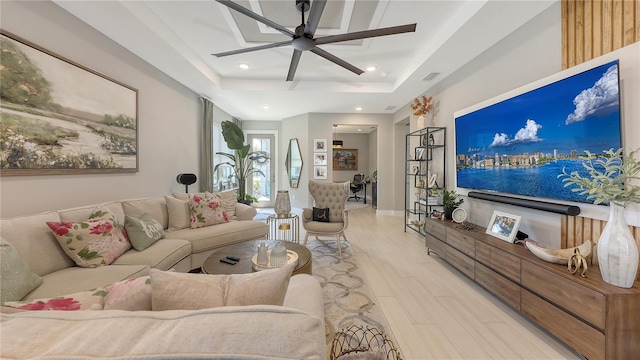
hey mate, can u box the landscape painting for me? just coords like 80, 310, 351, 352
333, 149, 358, 171
0, 31, 138, 176
455, 60, 621, 203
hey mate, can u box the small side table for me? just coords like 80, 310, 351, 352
266, 213, 300, 243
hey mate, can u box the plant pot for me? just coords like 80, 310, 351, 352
239, 199, 252, 205
444, 206, 455, 221
597, 202, 639, 288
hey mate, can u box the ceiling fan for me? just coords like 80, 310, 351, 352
213, 0, 417, 81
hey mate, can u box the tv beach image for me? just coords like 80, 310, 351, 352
455, 60, 621, 203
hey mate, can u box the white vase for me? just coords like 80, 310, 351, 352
274, 190, 291, 218
597, 202, 639, 288
416, 116, 425, 129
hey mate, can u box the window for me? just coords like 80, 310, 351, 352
213, 123, 234, 192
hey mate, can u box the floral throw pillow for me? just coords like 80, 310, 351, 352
47, 212, 131, 268
104, 276, 151, 310
189, 192, 229, 229
2, 288, 107, 312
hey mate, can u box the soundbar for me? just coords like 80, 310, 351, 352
467, 191, 580, 216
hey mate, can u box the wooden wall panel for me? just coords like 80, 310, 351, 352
561, 214, 640, 280
562, 0, 639, 69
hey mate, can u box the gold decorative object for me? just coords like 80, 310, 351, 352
568, 248, 588, 277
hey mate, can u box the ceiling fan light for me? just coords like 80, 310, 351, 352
366, 66, 377, 72
238, 63, 250, 70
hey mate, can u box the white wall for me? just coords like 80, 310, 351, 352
307, 113, 394, 211
394, 2, 640, 247
0, 1, 200, 217
280, 113, 309, 210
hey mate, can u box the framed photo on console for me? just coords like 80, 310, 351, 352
486, 210, 521, 243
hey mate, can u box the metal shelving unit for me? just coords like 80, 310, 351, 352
404, 126, 446, 235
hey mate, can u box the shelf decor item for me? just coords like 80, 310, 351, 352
269, 240, 288, 268
274, 190, 291, 218
411, 95, 433, 129
558, 148, 640, 288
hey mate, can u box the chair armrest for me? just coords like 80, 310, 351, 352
235, 203, 257, 220
302, 208, 313, 222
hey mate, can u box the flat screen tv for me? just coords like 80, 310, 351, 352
455, 60, 622, 204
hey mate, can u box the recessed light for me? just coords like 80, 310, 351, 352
357, 129, 362, 132
355, 107, 363, 111
380, 72, 388, 78
262, 104, 270, 110
366, 66, 377, 72
238, 63, 250, 70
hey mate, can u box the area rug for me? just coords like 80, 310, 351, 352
307, 238, 398, 356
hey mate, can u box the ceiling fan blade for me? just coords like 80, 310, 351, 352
305, 0, 326, 37
212, 40, 292, 57
310, 47, 364, 75
216, 0, 295, 37
286, 50, 303, 81
314, 23, 417, 46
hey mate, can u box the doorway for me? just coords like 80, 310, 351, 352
246, 133, 276, 208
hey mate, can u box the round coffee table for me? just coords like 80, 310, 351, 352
201, 240, 312, 276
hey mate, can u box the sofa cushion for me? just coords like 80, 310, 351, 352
104, 276, 151, 311
165, 195, 190, 231
150, 269, 226, 310
58, 201, 126, 225
121, 197, 169, 230
2, 288, 107, 312
214, 189, 238, 219
188, 192, 229, 229
124, 214, 165, 251
47, 212, 131, 268
24, 265, 149, 300
150, 262, 294, 310
0, 212, 73, 277
0, 238, 43, 303
164, 220, 268, 253
111, 239, 191, 270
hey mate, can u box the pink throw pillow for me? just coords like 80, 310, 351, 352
188, 192, 229, 229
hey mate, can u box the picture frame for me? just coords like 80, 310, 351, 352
485, 211, 522, 243
314, 153, 327, 165
313, 139, 327, 152
0, 31, 139, 176
314, 165, 327, 179
332, 148, 358, 171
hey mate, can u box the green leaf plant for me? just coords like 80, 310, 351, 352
213, 121, 270, 203
558, 148, 640, 206
438, 187, 464, 208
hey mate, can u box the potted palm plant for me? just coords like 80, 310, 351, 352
558, 147, 640, 288
213, 121, 270, 204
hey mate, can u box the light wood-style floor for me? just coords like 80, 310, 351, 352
341, 206, 583, 360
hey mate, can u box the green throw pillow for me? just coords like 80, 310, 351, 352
0, 238, 43, 303
124, 214, 165, 251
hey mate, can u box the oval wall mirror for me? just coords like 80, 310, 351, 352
285, 138, 303, 188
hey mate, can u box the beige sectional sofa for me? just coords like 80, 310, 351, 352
0, 193, 268, 300
1, 194, 327, 359
1, 274, 327, 359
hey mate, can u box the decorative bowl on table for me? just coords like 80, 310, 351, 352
252, 250, 298, 271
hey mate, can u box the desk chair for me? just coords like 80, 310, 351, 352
348, 173, 365, 202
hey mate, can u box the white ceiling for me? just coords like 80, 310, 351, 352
53, 0, 557, 121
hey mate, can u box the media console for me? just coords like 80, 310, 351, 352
424, 217, 640, 359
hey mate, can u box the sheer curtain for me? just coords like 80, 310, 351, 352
199, 98, 214, 192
